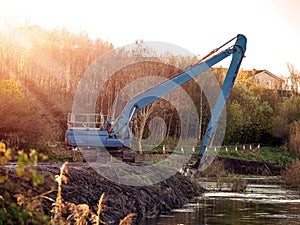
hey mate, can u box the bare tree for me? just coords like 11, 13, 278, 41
287, 63, 300, 96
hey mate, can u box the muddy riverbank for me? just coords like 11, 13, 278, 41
217, 157, 282, 175
1, 154, 285, 224
2, 162, 202, 224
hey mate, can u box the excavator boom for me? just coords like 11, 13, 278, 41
114, 35, 246, 157
65, 34, 247, 168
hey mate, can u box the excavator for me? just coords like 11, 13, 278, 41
65, 34, 247, 169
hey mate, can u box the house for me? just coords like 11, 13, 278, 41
251, 69, 284, 90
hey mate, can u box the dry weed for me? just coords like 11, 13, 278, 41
119, 213, 136, 225
50, 163, 134, 225
51, 162, 69, 224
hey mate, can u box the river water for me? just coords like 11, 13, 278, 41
141, 181, 300, 225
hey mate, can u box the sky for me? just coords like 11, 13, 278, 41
1, 0, 300, 76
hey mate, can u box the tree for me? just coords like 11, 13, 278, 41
133, 102, 159, 153
289, 120, 300, 157
272, 96, 300, 148
0, 26, 114, 147
0, 80, 43, 148
287, 63, 300, 96
225, 84, 273, 144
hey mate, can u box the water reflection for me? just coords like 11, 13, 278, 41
141, 184, 300, 225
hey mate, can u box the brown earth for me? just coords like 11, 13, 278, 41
216, 157, 282, 176
1, 154, 283, 224
2, 162, 202, 224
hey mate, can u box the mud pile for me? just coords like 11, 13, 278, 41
217, 157, 282, 175
4, 162, 202, 224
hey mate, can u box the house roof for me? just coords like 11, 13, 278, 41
252, 70, 284, 81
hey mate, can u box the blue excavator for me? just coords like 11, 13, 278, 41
65, 34, 247, 169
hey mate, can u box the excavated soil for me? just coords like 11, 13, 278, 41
217, 157, 282, 176
1, 155, 282, 224
2, 162, 202, 224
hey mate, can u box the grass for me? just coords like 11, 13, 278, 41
225, 173, 279, 179
142, 144, 296, 166
217, 145, 296, 166
33, 139, 296, 167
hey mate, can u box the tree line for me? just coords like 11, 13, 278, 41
0, 26, 299, 157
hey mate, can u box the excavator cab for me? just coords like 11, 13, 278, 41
65, 113, 130, 150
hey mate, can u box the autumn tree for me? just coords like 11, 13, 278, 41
0, 26, 113, 146
287, 63, 300, 96
0, 80, 43, 148
272, 96, 300, 154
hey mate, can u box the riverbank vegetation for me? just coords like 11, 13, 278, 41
281, 159, 300, 189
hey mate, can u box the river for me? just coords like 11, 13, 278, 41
140, 179, 300, 225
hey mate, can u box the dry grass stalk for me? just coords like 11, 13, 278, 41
93, 192, 107, 225
51, 162, 68, 224
119, 213, 136, 225
67, 202, 90, 225
14, 193, 45, 213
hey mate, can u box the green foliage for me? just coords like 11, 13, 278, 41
249, 84, 280, 109
0, 80, 43, 149
218, 146, 295, 166
0, 148, 50, 224
15, 149, 48, 186
225, 84, 273, 144
0, 198, 50, 225
0, 80, 29, 123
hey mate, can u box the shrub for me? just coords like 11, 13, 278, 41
228, 175, 247, 192
281, 159, 300, 189
0, 148, 50, 224
193, 159, 228, 190
288, 121, 300, 157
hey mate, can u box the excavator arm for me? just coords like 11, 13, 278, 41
65, 34, 247, 168
113, 35, 247, 168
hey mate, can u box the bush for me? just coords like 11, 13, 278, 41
228, 175, 247, 192
193, 159, 228, 190
0, 197, 50, 225
281, 159, 300, 189
288, 121, 300, 157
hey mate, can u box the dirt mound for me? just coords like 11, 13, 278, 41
3, 162, 202, 224
217, 157, 282, 175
